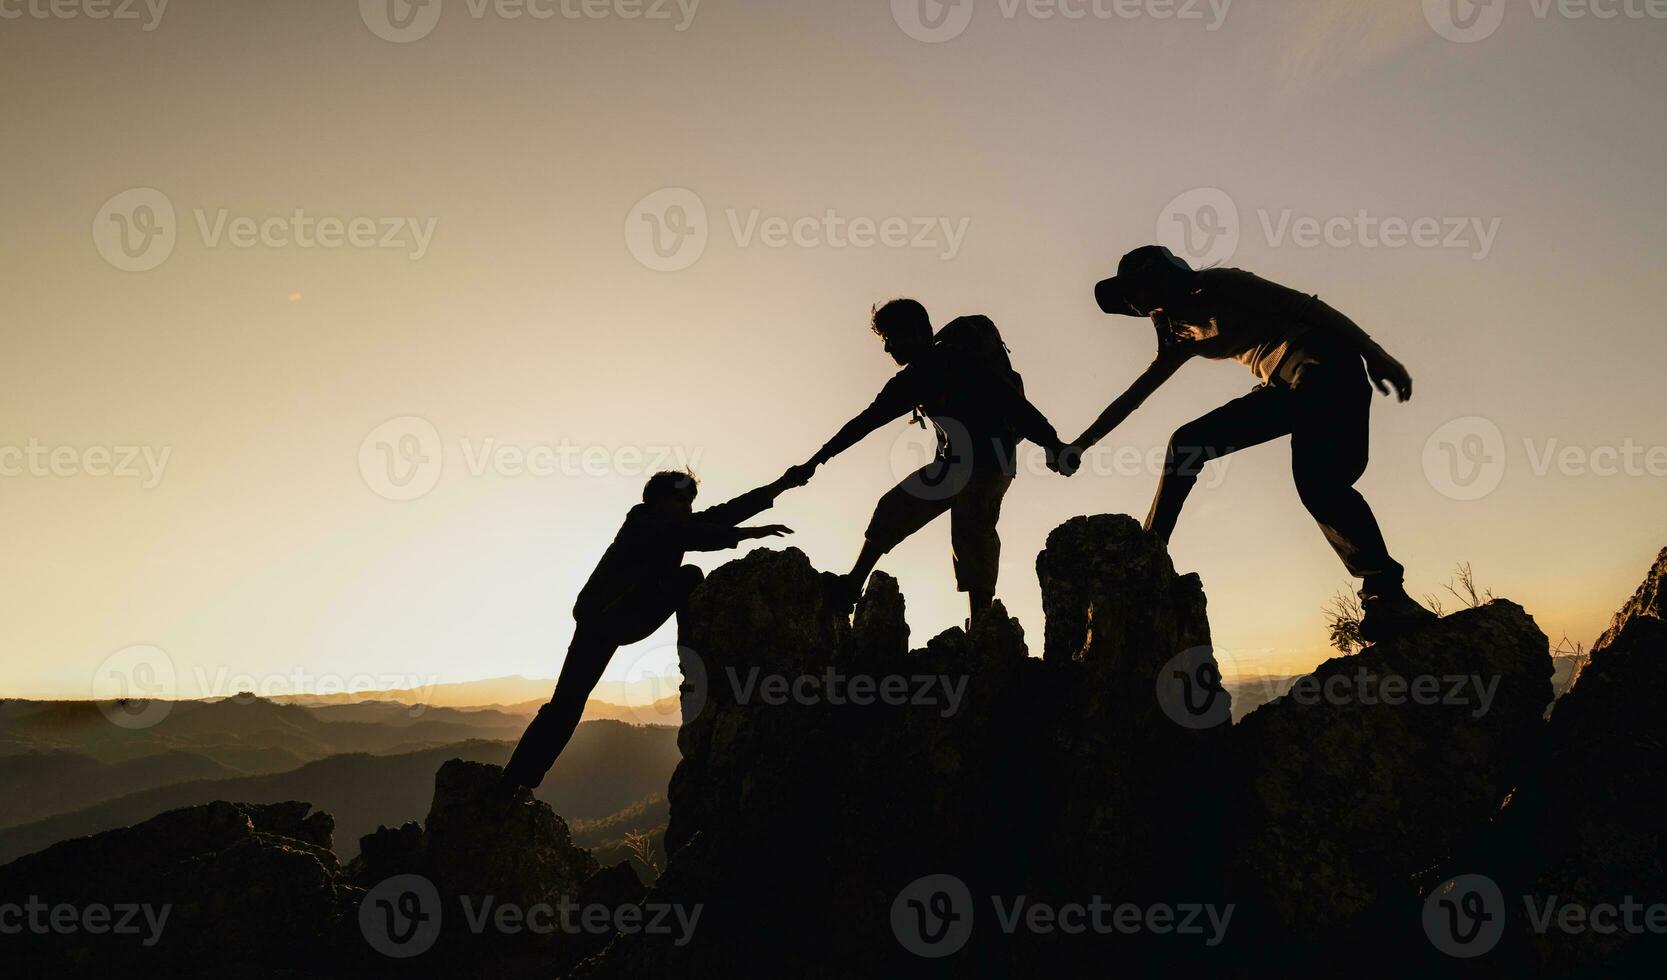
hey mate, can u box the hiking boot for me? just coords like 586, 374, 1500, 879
1358, 587, 1438, 644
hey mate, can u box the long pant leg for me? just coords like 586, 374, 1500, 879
1144, 386, 1294, 542
949, 469, 1015, 597
502, 565, 703, 788
1289, 362, 1405, 592
503, 625, 618, 789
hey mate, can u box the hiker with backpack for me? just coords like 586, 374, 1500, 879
796, 299, 1068, 622
1054, 245, 1436, 642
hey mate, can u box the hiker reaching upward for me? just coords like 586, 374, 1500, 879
797, 299, 1068, 623
1057, 245, 1435, 642
502, 464, 810, 790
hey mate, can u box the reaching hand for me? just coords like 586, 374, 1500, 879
1366, 352, 1414, 402
780, 463, 816, 489
749, 524, 794, 539
1045, 442, 1083, 478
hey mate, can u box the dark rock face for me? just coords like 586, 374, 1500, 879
578, 517, 1559, 977
0, 760, 626, 978
1461, 548, 1667, 974
0, 800, 353, 976
415, 759, 599, 908
1227, 602, 1552, 942
8, 520, 1656, 978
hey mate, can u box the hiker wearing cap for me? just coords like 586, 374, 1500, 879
798, 299, 1068, 623
1057, 245, 1436, 642
501, 465, 809, 790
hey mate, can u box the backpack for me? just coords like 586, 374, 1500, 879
909, 315, 1026, 437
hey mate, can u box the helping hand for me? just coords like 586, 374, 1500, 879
749, 524, 794, 539
1045, 442, 1083, 478
781, 462, 816, 489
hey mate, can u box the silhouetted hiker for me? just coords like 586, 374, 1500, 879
502, 466, 808, 789
797, 300, 1067, 622
1058, 245, 1436, 642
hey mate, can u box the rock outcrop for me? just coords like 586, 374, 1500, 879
577, 515, 1558, 977
10, 517, 1659, 978
1450, 547, 1667, 974
1226, 601, 1552, 966
0, 800, 353, 975
0, 760, 634, 978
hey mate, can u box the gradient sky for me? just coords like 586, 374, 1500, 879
3, 0, 1664, 700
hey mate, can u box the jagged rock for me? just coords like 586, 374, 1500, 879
1469, 548, 1667, 974
590, 524, 1238, 977
1037, 514, 1212, 674
0, 800, 354, 974
421, 759, 598, 907
1226, 601, 1553, 944
851, 570, 909, 663
581, 518, 1594, 977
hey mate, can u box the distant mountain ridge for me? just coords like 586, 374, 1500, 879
0, 720, 678, 865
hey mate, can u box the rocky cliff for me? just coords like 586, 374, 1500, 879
577, 515, 1560, 977
6, 518, 1662, 977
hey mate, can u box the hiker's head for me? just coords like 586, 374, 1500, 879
1095, 245, 1194, 317
871, 298, 933, 366
642, 469, 699, 516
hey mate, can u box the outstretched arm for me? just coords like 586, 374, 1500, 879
1072, 346, 1191, 452
694, 465, 815, 528
802, 373, 914, 469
